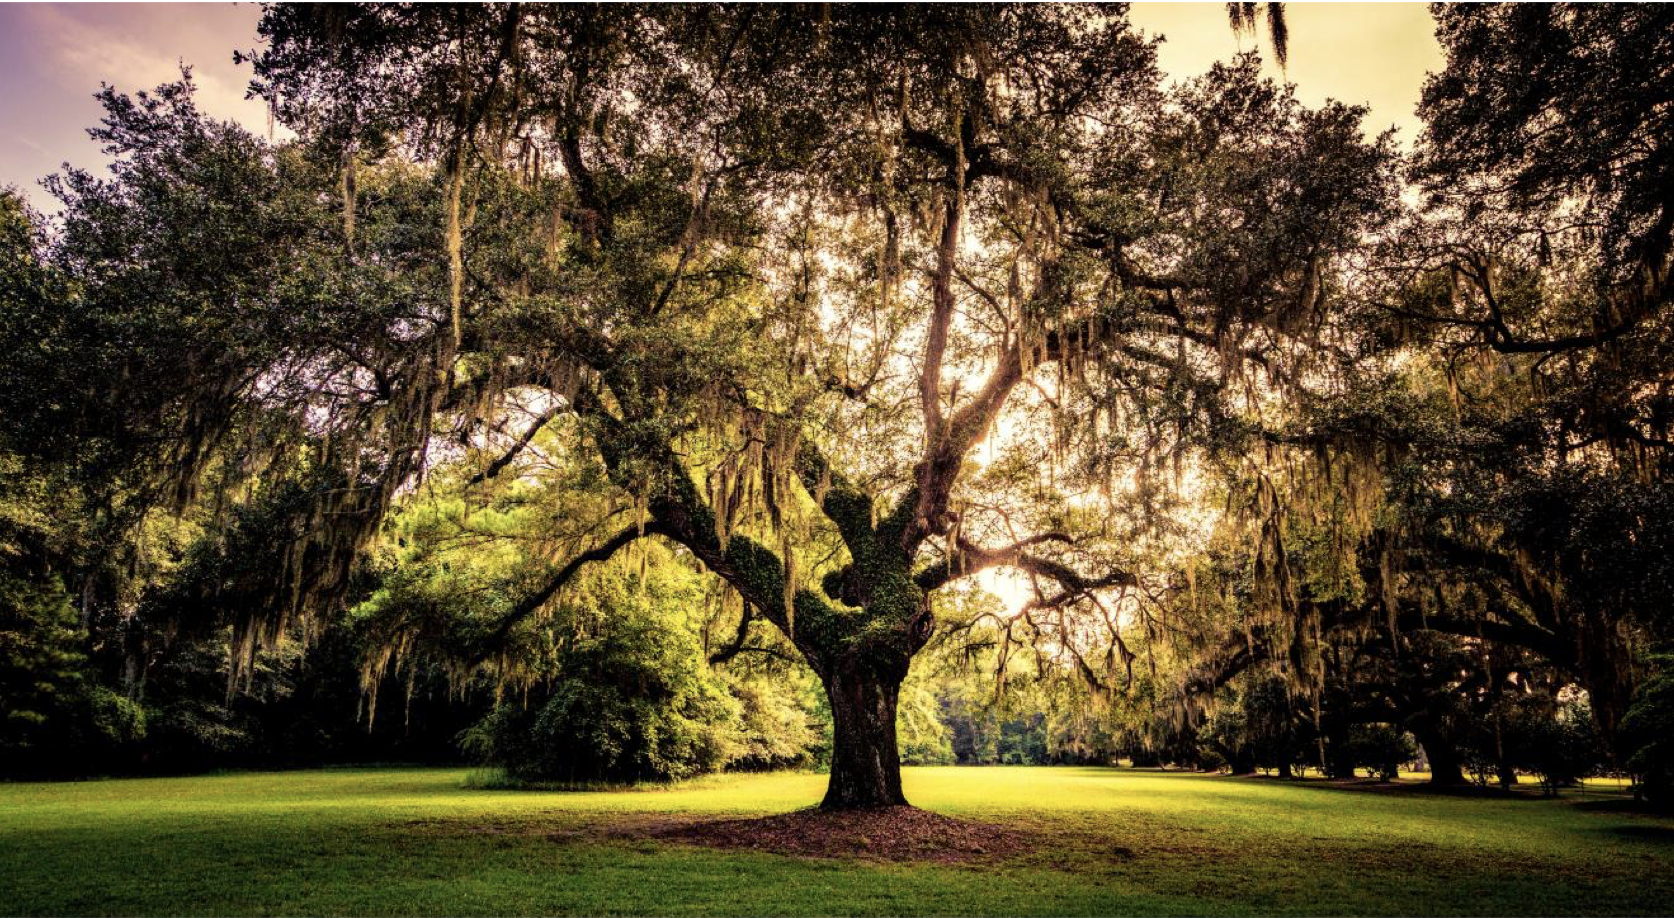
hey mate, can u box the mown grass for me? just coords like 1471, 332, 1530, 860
2, 766, 1670, 916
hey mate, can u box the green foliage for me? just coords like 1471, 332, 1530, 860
1622, 657, 1674, 804
1456, 693, 1607, 794
1418, 4, 1674, 271
4, 82, 342, 498
1196, 674, 1321, 776
0, 561, 152, 775
459, 568, 824, 785
1502, 470, 1674, 642
0, 191, 75, 464
939, 690, 1054, 766
84, 685, 147, 747
0, 567, 87, 760
465, 608, 740, 784
1339, 725, 1417, 782
896, 671, 955, 766
0, 447, 139, 775
1520, 701, 1607, 796
0, 3, 1668, 810
724, 672, 822, 772
1198, 698, 1253, 773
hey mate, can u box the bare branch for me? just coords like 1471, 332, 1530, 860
465, 406, 559, 486
914, 531, 1133, 596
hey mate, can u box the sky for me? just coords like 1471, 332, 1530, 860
0, 2, 1443, 211
1128, 2, 1443, 140
0, 3, 274, 207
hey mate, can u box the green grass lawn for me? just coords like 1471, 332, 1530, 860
2, 766, 1670, 916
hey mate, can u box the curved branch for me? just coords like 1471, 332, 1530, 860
792, 433, 876, 554
476, 523, 649, 657
897, 316, 1103, 553
466, 406, 558, 486
920, 193, 962, 458
708, 599, 756, 664
915, 532, 1133, 597
579, 395, 851, 667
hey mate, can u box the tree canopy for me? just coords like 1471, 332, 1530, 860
2, 2, 1671, 807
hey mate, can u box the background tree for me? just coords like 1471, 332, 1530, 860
1145, 3, 1673, 792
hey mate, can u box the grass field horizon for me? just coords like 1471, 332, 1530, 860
3, 765, 1671, 916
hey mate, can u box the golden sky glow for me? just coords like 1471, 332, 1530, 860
1129, 3, 1443, 147
0, 4, 1444, 206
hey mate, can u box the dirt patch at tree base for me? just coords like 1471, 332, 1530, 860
639, 805, 1038, 864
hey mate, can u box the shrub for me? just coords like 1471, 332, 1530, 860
1342, 724, 1416, 781
468, 614, 741, 784
1460, 692, 1607, 792
725, 672, 822, 771
1622, 658, 1674, 804
897, 675, 954, 765
1519, 700, 1604, 795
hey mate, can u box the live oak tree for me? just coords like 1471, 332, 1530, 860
1396, 3, 1674, 736
2, 2, 1667, 799
1154, 3, 1674, 775
5, 5, 1393, 805
231, 4, 1398, 807
1372, 3, 1673, 736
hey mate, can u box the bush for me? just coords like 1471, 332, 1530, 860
1460, 692, 1607, 792
1342, 724, 1416, 781
467, 614, 741, 784
897, 674, 954, 765
725, 672, 822, 771
1622, 658, 1674, 804
1519, 700, 1604, 795
1196, 748, 1229, 773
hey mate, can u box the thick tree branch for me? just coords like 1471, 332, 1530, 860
898, 313, 1094, 553
575, 392, 857, 669
919, 193, 962, 459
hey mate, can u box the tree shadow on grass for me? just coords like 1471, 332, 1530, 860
1572, 796, 1674, 818
634, 805, 1078, 866
1597, 823, 1674, 844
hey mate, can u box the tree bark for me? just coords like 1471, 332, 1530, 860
819, 656, 908, 809
1412, 718, 1466, 786
1579, 616, 1634, 741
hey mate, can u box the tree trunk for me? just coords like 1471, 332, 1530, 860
1579, 617, 1634, 742
1413, 720, 1466, 786
1321, 723, 1355, 779
1424, 744, 1466, 786
819, 657, 908, 809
